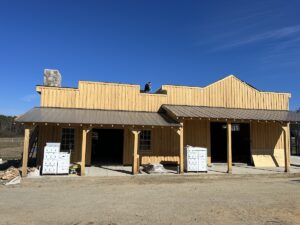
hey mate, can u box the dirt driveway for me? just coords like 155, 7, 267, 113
0, 174, 299, 225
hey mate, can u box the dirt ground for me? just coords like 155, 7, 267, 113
0, 174, 300, 225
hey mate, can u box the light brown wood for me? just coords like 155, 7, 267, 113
123, 127, 180, 165
177, 124, 184, 174
227, 122, 232, 174
81, 128, 88, 176
131, 130, 140, 175
206, 121, 211, 166
251, 121, 286, 167
21, 126, 31, 177
283, 123, 290, 172
34, 75, 292, 169
37, 75, 290, 112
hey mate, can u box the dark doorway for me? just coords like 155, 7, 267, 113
210, 122, 251, 164
291, 124, 300, 156
91, 129, 124, 165
211, 122, 227, 162
232, 123, 251, 164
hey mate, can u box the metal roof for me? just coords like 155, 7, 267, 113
16, 107, 181, 127
162, 105, 300, 122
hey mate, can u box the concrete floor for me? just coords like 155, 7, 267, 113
291, 155, 300, 166
84, 162, 300, 176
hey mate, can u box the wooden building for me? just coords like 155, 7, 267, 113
17, 75, 300, 176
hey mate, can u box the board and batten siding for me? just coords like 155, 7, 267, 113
250, 121, 285, 167
37, 75, 290, 111
35, 122, 287, 167
123, 127, 180, 165
37, 125, 92, 166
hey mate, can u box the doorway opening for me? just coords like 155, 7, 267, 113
91, 129, 124, 165
210, 122, 251, 164
232, 123, 251, 164
211, 122, 227, 162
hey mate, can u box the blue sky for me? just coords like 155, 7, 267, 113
1, 0, 300, 115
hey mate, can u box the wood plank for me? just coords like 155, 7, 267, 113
227, 122, 232, 174
81, 128, 88, 176
131, 130, 140, 175
21, 126, 31, 176
284, 123, 290, 172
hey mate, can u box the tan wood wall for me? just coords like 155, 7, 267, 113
183, 120, 211, 163
37, 125, 92, 166
36, 121, 286, 168
250, 121, 285, 167
38, 75, 290, 111
123, 127, 180, 165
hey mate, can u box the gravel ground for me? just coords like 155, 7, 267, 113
0, 174, 299, 225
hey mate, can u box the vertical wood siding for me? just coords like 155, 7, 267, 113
37, 125, 85, 165
123, 127, 180, 165
36, 121, 286, 167
38, 75, 290, 111
250, 121, 285, 167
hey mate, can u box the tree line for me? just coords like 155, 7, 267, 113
0, 115, 24, 137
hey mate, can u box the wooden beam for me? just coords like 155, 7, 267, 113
283, 123, 290, 173
21, 125, 31, 177
131, 130, 140, 175
81, 127, 91, 176
227, 122, 232, 174
207, 120, 211, 167
177, 123, 184, 174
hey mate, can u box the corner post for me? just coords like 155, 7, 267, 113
227, 122, 232, 174
21, 125, 31, 177
207, 120, 211, 166
177, 123, 184, 174
283, 123, 290, 173
131, 130, 140, 175
81, 127, 91, 176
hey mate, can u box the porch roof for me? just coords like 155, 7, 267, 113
162, 104, 300, 122
16, 107, 181, 127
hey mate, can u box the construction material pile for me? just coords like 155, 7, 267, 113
0, 166, 21, 185
143, 163, 169, 174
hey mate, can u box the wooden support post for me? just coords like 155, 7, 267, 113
283, 123, 290, 173
207, 120, 211, 167
227, 122, 232, 174
21, 125, 31, 177
131, 130, 140, 175
177, 123, 184, 174
81, 127, 91, 176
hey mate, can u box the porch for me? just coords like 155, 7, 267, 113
16, 107, 183, 176
54, 163, 300, 177
15, 105, 300, 177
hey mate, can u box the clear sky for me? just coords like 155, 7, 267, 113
1, 0, 300, 115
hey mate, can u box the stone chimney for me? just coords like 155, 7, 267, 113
43, 69, 62, 87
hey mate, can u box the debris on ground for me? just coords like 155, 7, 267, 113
0, 166, 20, 180
5, 175, 21, 185
0, 166, 21, 185
143, 163, 169, 174
27, 167, 40, 178
69, 164, 80, 175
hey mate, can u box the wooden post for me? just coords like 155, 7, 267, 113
227, 122, 232, 174
131, 130, 140, 175
207, 120, 211, 166
283, 123, 290, 173
81, 127, 91, 176
21, 125, 31, 177
177, 123, 184, 174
